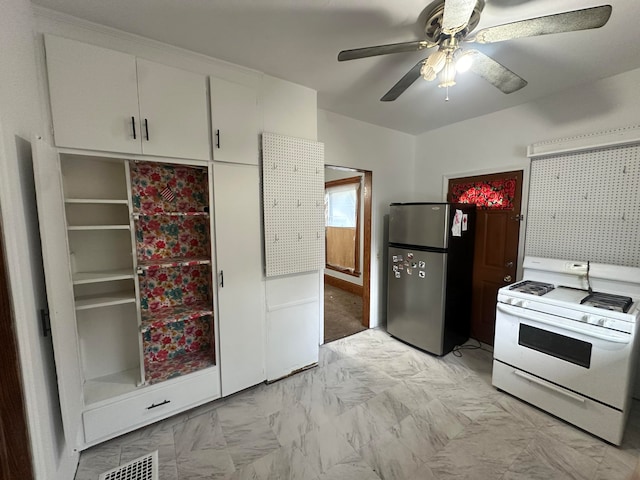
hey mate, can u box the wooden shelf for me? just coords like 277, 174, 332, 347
83, 368, 141, 405
137, 257, 210, 271
140, 302, 213, 333
134, 211, 209, 218
72, 269, 135, 285
65, 198, 128, 205
75, 292, 136, 311
67, 225, 130, 231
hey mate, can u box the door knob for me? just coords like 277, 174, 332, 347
505, 261, 514, 268
504, 275, 512, 282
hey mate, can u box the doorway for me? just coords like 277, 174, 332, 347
323, 166, 372, 343
447, 170, 524, 345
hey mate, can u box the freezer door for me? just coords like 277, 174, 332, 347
387, 246, 446, 355
389, 203, 449, 249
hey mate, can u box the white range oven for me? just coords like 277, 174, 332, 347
492, 256, 640, 445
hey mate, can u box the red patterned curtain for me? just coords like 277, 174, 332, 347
450, 178, 517, 210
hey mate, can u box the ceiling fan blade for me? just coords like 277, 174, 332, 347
380, 60, 425, 101
473, 5, 612, 44
467, 50, 527, 94
442, 0, 478, 34
338, 40, 434, 61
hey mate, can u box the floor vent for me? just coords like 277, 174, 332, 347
98, 451, 158, 480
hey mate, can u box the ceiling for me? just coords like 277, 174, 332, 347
31, 0, 640, 135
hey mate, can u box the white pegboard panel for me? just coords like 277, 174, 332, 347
526, 144, 640, 267
262, 132, 325, 277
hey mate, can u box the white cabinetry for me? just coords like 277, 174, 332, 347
213, 163, 265, 395
44, 35, 140, 154
44, 35, 209, 160
136, 60, 210, 160
38, 35, 268, 449
210, 77, 259, 165
33, 139, 221, 449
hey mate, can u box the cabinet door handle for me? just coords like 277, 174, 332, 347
146, 399, 170, 410
144, 118, 149, 141
131, 116, 137, 139
220, 270, 224, 288
215, 129, 220, 149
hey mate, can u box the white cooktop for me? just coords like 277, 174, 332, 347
522, 257, 640, 299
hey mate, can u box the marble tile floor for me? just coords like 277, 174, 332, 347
75, 329, 640, 480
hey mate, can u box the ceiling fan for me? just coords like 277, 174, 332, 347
337, 0, 612, 101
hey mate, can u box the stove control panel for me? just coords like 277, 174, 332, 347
497, 293, 636, 334
582, 315, 606, 327
502, 297, 528, 308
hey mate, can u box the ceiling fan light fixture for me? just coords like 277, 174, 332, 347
421, 49, 447, 81
438, 55, 457, 88
455, 50, 474, 73
338, 3, 613, 102
420, 63, 438, 81
426, 50, 447, 71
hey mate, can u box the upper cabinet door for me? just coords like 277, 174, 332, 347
44, 35, 141, 154
137, 59, 210, 161
210, 78, 259, 165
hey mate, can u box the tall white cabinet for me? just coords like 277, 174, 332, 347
213, 163, 265, 396
36, 34, 266, 450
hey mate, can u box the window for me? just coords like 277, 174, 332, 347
326, 184, 357, 227
325, 176, 361, 275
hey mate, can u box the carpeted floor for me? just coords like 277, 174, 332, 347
324, 282, 366, 343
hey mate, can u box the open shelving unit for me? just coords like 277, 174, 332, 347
60, 154, 141, 405
130, 161, 216, 385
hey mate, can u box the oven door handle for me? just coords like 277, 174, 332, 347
513, 370, 585, 403
497, 303, 630, 344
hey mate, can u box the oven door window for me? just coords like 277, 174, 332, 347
518, 324, 592, 368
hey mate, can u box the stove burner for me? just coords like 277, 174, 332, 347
580, 292, 633, 313
508, 280, 555, 296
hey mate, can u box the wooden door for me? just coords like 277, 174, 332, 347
210, 77, 260, 165
44, 34, 141, 154
448, 171, 523, 345
213, 163, 265, 396
136, 59, 210, 160
0, 223, 34, 479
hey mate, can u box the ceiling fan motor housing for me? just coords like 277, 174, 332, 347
424, 0, 485, 42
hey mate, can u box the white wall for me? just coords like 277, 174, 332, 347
414, 67, 640, 200
0, 0, 76, 478
318, 110, 416, 328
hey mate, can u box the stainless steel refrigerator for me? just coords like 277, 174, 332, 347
387, 202, 476, 355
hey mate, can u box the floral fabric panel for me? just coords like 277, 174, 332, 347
143, 315, 212, 362
135, 215, 210, 261
130, 161, 209, 214
142, 315, 214, 383
139, 265, 211, 313
450, 178, 517, 210
145, 349, 215, 385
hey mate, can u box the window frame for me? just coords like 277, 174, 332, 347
324, 176, 361, 276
